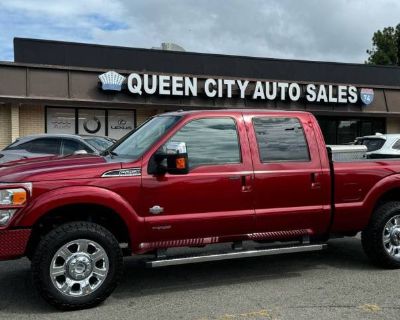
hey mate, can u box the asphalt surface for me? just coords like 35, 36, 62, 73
0, 236, 399, 320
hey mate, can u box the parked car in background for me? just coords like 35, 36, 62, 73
355, 133, 400, 158
0, 134, 116, 164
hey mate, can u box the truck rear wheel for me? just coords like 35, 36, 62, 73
362, 201, 400, 268
31, 222, 123, 310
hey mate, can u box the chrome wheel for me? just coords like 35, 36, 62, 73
50, 239, 109, 297
383, 215, 400, 258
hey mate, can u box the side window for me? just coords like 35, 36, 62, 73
392, 139, 400, 150
27, 138, 61, 154
62, 139, 93, 155
253, 117, 310, 162
168, 117, 241, 169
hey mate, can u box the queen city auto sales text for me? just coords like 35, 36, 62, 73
127, 73, 359, 103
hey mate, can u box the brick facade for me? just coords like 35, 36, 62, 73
0, 104, 45, 149
19, 104, 45, 137
0, 104, 11, 149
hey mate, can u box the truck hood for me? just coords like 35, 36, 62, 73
0, 154, 121, 183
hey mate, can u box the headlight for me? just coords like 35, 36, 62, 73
0, 188, 27, 206
0, 209, 17, 226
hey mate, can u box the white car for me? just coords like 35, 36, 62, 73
0, 134, 116, 164
355, 134, 400, 159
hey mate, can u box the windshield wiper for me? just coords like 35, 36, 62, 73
102, 149, 118, 158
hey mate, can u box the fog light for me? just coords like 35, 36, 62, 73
0, 209, 17, 226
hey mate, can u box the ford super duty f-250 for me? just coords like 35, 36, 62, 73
1, 109, 400, 310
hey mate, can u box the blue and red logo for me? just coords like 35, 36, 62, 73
360, 88, 374, 105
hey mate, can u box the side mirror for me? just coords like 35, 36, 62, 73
73, 150, 88, 155
153, 141, 189, 175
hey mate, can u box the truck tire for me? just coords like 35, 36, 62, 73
31, 221, 123, 310
362, 201, 400, 268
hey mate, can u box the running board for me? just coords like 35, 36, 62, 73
145, 243, 327, 268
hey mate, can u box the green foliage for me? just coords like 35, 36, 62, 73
366, 24, 400, 65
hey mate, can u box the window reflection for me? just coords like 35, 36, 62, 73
112, 116, 181, 159
168, 118, 241, 169
253, 117, 310, 162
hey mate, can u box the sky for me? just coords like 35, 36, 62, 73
0, 0, 399, 64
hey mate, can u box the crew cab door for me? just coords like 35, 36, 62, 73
139, 114, 255, 244
245, 114, 331, 236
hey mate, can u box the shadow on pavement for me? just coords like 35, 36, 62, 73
0, 236, 378, 314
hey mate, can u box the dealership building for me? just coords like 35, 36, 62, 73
0, 37, 400, 149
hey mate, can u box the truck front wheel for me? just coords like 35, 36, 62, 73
362, 201, 400, 268
31, 222, 123, 310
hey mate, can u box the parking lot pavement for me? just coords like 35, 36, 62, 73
0, 236, 399, 320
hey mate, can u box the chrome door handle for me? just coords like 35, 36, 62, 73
311, 182, 321, 189
310, 173, 321, 189
228, 176, 241, 180
241, 175, 253, 192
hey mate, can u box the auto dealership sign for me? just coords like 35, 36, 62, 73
98, 71, 374, 105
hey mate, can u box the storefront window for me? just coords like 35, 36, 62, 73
108, 110, 135, 139
317, 117, 386, 145
46, 107, 136, 139
46, 108, 76, 134
337, 120, 358, 144
78, 109, 106, 136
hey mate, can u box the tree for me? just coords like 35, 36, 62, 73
366, 24, 400, 65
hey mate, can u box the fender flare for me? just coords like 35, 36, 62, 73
363, 173, 400, 218
14, 186, 144, 249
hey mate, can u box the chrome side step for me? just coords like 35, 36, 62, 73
146, 243, 327, 268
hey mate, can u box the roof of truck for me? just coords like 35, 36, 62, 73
161, 109, 311, 117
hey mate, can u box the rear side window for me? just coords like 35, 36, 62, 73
27, 138, 61, 154
392, 139, 400, 150
253, 117, 310, 162
355, 138, 385, 151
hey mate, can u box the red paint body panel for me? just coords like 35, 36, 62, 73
331, 161, 400, 232
244, 113, 331, 235
139, 113, 255, 242
1, 109, 400, 259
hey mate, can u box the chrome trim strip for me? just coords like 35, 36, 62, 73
146, 243, 327, 268
101, 168, 141, 178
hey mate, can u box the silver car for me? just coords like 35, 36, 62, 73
355, 134, 400, 159
0, 134, 116, 164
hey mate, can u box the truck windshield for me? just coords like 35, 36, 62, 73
108, 115, 181, 159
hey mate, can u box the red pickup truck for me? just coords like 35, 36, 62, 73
1, 109, 400, 310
